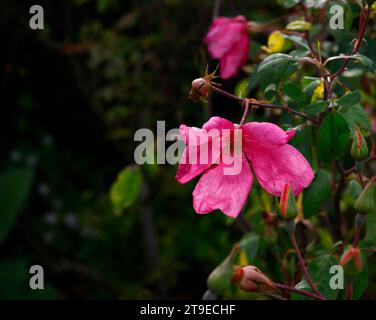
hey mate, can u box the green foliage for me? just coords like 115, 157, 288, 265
110, 166, 143, 214
0, 260, 56, 299
317, 112, 350, 162
303, 169, 332, 218
293, 255, 339, 300
353, 262, 369, 300
286, 20, 312, 31
277, 0, 300, 9
257, 53, 295, 74
304, 101, 329, 115
0, 168, 33, 243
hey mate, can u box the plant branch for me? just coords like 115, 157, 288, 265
275, 283, 326, 300
209, 85, 318, 123
330, 2, 369, 80
290, 233, 324, 298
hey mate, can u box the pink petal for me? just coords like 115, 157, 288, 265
204, 16, 248, 60
176, 124, 221, 184
192, 156, 253, 217
203, 116, 235, 131
242, 122, 293, 151
248, 144, 314, 196
219, 35, 249, 79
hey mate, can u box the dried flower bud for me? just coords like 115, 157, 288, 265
351, 127, 369, 160
278, 182, 298, 220
189, 66, 220, 101
189, 78, 210, 101
355, 177, 376, 215
232, 265, 279, 295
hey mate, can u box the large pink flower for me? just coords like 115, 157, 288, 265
204, 16, 249, 79
176, 117, 314, 218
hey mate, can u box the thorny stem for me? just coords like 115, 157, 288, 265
290, 233, 324, 298
209, 85, 317, 123
275, 283, 326, 300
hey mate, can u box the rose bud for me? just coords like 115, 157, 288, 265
232, 265, 279, 295
278, 182, 298, 220
207, 244, 239, 296
339, 245, 365, 277
351, 127, 369, 161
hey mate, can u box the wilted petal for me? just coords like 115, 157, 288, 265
248, 144, 314, 196
192, 156, 253, 217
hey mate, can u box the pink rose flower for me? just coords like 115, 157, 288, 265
204, 16, 249, 79
176, 117, 314, 217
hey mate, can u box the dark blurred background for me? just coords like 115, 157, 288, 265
0, 0, 293, 299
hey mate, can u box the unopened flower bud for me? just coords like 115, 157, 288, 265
207, 244, 239, 296
340, 245, 364, 277
278, 182, 298, 220
355, 177, 376, 215
232, 265, 279, 295
351, 128, 368, 160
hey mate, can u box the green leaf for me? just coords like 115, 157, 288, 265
352, 54, 376, 72
327, 54, 376, 72
110, 165, 143, 214
303, 169, 332, 218
239, 232, 260, 262
286, 20, 312, 31
234, 78, 249, 99
339, 103, 371, 135
277, 0, 300, 8
292, 255, 339, 300
282, 34, 310, 50
304, 100, 329, 115
317, 112, 350, 162
282, 83, 305, 102
306, 0, 327, 8
336, 91, 361, 108
303, 77, 321, 102
257, 53, 295, 74
0, 168, 33, 243
365, 214, 376, 243
264, 83, 278, 101
352, 262, 368, 300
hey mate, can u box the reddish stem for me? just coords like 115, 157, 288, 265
275, 283, 326, 300
290, 234, 324, 298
